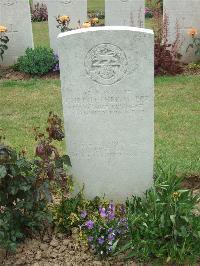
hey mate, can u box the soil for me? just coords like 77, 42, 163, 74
181, 174, 200, 190
1, 230, 135, 266
0, 68, 60, 81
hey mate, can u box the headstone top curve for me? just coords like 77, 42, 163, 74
57, 26, 154, 39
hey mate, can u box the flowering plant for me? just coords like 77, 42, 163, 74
31, 3, 48, 22
82, 17, 99, 28
80, 201, 128, 258
0, 25, 9, 61
56, 15, 71, 32
187, 28, 200, 57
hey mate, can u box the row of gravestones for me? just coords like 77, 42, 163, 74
0, 0, 200, 66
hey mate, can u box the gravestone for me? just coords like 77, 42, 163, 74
105, 0, 145, 27
164, 0, 200, 62
45, 0, 87, 53
0, 0, 34, 66
58, 27, 154, 201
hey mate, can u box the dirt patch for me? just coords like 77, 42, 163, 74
1, 229, 135, 266
0, 68, 60, 81
182, 175, 200, 190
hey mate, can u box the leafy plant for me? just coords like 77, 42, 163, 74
153, 9, 183, 75
0, 112, 71, 251
0, 25, 9, 61
119, 164, 200, 264
88, 10, 105, 20
31, 3, 48, 22
51, 191, 84, 235
15, 47, 57, 76
56, 15, 72, 33
187, 28, 200, 57
80, 200, 128, 259
0, 142, 51, 251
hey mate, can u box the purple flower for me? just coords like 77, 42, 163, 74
99, 206, 107, 218
108, 232, 115, 242
120, 204, 126, 215
88, 236, 93, 242
85, 220, 94, 230
80, 210, 87, 218
119, 217, 127, 224
108, 202, 115, 220
108, 228, 113, 233
98, 236, 105, 245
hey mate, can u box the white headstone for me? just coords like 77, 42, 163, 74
105, 0, 145, 27
45, 0, 87, 54
164, 0, 200, 62
58, 27, 154, 202
0, 0, 34, 66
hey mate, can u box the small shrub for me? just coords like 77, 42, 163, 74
31, 3, 48, 22
153, 7, 183, 75
0, 143, 51, 251
0, 112, 71, 251
16, 47, 57, 76
119, 164, 200, 264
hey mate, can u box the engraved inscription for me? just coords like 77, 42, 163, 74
85, 43, 128, 85
60, 0, 72, 4
64, 88, 150, 115
0, 0, 17, 6
70, 141, 137, 160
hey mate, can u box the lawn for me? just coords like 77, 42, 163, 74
0, 76, 199, 175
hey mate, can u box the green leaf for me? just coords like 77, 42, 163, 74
170, 214, 176, 225
0, 166, 7, 179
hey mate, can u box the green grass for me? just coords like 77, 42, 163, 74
0, 76, 199, 175
32, 21, 50, 48
88, 0, 104, 12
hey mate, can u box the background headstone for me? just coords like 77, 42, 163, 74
164, 0, 200, 62
105, 0, 145, 27
58, 26, 154, 201
45, 0, 87, 53
0, 0, 34, 66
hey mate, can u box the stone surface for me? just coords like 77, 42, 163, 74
58, 26, 154, 201
105, 0, 145, 27
45, 0, 87, 53
164, 0, 200, 62
0, 0, 34, 66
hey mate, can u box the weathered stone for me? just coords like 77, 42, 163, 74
164, 0, 200, 62
0, 0, 34, 66
45, 0, 87, 53
105, 0, 145, 27
58, 26, 154, 202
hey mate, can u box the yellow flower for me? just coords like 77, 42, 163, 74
58, 15, 70, 23
91, 17, 99, 24
82, 21, 91, 28
172, 192, 180, 200
0, 25, 7, 33
188, 28, 198, 37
